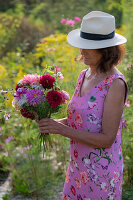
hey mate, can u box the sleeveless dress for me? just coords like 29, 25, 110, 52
61, 69, 128, 200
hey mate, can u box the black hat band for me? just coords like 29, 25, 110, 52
80, 30, 115, 41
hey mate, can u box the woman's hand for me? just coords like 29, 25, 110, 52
37, 118, 64, 134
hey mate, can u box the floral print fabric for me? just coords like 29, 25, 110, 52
61, 69, 128, 200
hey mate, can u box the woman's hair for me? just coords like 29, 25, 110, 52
78, 44, 126, 73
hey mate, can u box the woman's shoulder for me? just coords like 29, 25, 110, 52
111, 68, 123, 76
107, 68, 128, 103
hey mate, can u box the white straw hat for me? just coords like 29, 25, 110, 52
67, 11, 127, 49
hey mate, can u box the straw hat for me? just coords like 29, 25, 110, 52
67, 11, 127, 49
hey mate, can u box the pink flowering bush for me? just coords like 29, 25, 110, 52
60, 16, 81, 27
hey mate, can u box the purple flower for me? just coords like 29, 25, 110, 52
5, 136, 13, 143
122, 120, 128, 129
24, 145, 32, 150
4, 114, 11, 120
7, 176, 12, 181
26, 88, 45, 107
23, 154, 27, 158
16, 87, 27, 100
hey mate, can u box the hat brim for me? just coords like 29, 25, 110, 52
67, 29, 127, 49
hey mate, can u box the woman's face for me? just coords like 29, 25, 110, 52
80, 49, 102, 67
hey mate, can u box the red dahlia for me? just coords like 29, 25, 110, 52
39, 74, 55, 89
46, 90, 62, 108
20, 109, 35, 120
15, 83, 23, 91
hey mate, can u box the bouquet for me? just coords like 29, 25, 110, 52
12, 67, 70, 156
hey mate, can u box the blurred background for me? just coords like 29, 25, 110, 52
0, 0, 133, 199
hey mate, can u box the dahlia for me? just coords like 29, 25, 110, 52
20, 108, 35, 120
39, 74, 55, 89
20, 74, 40, 85
26, 88, 45, 107
46, 90, 62, 108
15, 82, 23, 91
16, 87, 27, 101
61, 90, 70, 104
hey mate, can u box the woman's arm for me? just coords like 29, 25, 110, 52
38, 78, 126, 148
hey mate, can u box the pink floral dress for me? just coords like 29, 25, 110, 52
61, 69, 128, 200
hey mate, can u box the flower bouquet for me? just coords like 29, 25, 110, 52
12, 67, 70, 156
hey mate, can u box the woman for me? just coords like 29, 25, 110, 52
37, 11, 128, 199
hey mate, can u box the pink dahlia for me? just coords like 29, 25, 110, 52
46, 90, 62, 108
39, 74, 55, 89
60, 90, 70, 104
21, 74, 40, 85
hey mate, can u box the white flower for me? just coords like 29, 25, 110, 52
17, 94, 28, 107
12, 97, 20, 110
31, 83, 44, 90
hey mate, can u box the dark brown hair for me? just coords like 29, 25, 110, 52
78, 44, 126, 73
